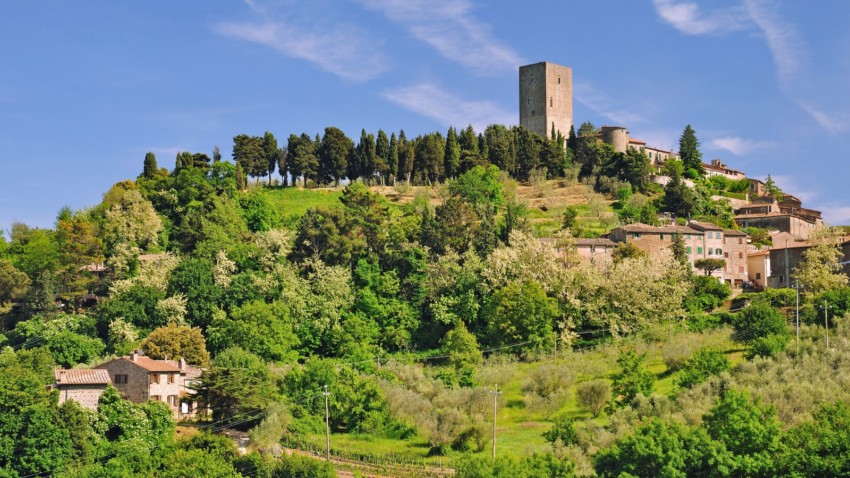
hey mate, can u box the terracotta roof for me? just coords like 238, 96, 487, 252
628, 138, 647, 145
55, 369, 111, 385
689, 221, 723, 231
164, 360, 204, 380
98, 355, 182, 373
617, 223, 700, 234
723, 229, 747, 236
576, 238, 616, 247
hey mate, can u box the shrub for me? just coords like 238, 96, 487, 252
543, 413, 578, 446
732, 303, 788, 343
523, 362, 575, 417
576, 380, 611, 417
686, 312, 723, 332
746, 334, 789, 359
675, 349, 730, 389
610, 351, 654, 407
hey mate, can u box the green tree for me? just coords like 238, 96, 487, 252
732, 302, 788, 343
142, 152, 158, 179
704, 389, 780, 477
318, 126, 353, 186
262, 131, 278, 185
141, 324, 210, 366
576, 379, 611, 417
441, 322, 482, 386
484, 280, 557, 350
671, 233, 688, 266
694, 258, 726, 276
612, 242, 647, 263
449, 165, 505, 214
778, 402, 850, 476
288, 133, 318, 186
678, 125, 705, 177
444, 126, 461, 179
663, 172, 696, 218
594, 419, 732, 478
207, 300, 299, 362
195, 347, 277, 423
675, 348, 730, 389
610, 351, 654, 406
375, 128, 390, 184
794, 227, 849, 296
46, 331, 105, 368
232, 134, 267, 183
167, 258, 221, 330
0, 258, 30, 315
763, 174, 783, 200
543, 413, 578, 447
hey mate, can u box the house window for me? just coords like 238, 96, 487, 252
659, 234, 665, 240
632, 232, 641, 238
151, 395, 162, 402
739, 266, 745, 273
550, 97, 553, 107
717, 232, 722, 240
168, 395, 178, 407
724, 252, 729, 258
168, 373, 175, 384
756, 272, 761, 279
558, 77, 561, 84
698, 247, 703, 254
716, 248, 722, 255
708, 248, 713, 255
739, 252, 744, 259
150, 373, 160, 385
114, 374, 128, 384
686, 246, 692, 254
707, 232, 712, 239
738, 238, 743, 244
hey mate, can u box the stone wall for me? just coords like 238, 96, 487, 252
57, 385, 106, 411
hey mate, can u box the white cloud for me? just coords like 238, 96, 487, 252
709, 136, 774, 155
652, 0, 748, 35
820, 207, 850, 226
214, 4, 389, 82
742, 0, 803, 91
573, 82, 645, 126
356, 0, 523, 75
797, 101, 849, 134
382, 83, 514, 131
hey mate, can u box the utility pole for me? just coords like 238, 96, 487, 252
795, 282, 800, 356
322, 385, 330, 462
490, 384, 502, 460
823, 301, 831, 350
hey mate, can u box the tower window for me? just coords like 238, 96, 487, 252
558, 77, 561, 84
550, 97, 553, 107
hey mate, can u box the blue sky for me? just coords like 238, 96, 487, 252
1, 0, 849, 231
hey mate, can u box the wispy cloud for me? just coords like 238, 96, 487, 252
742, 0, 802, 91
821, 206, 850, 226
652, 0, 748, 35
573, 82, 645, 126
356, 0, 523, 75
709, 136, 774, 155
382, 83, 513, 131
214, 3, 388, 82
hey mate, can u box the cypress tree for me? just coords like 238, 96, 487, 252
444, 126, 461, 180
678, 125, 704, 176
142, 152, 158, 179
388, 132, 399, 184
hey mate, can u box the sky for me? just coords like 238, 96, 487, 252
1, 0, 850, 232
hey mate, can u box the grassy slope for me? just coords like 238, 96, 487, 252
256, 180, 615, 237
298, 327, 742, 465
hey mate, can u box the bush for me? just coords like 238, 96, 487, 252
610, 351, 654, 407
543, 413, 578, 446
523, 362, 575, 417
685, 276, 732, 312
675, 348, 730, 389
686, 312, 723, 332
747, 334, 789, 359
733, 303, 789, 343
576, 380, 611, 417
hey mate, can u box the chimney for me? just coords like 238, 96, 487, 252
131, 350, 139, 362
179, 357, 186, 370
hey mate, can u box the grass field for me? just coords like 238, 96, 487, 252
296, 326, 743, 465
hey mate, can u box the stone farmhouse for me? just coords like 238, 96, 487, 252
95, 351, 205, 419
736, 194, 823, 239
704, 159, 745, 181
574, 238, 617, 263
54, 369, 111, 411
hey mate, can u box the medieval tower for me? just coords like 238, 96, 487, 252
519, 61, 572, 139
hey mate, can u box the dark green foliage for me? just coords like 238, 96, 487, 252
46, 331, 105, 367
594, 419, 732, 478
239, 193, 278, 232
685, 276, 732, 312
97, 284, 165, 331
671, 233, 688, 266
678, 125, 704, 176
233, 134, 267, 181
351, 259, 416, 351
262, 131, 278, 184
444, 126, 461, 179
663, 173, 696, 218
440, 322, 482, 386
318, 127, 353, 185
694, 258, 726, 276
732, 303, 788, 343
815, 287, 850, 319
543, 413, 578, 446
292, 207, 366, 266
194, 347, 277, 423
611, 351, 654, 406
288, 133, 319, 186
676, 348, 730, 389
704, 389, 780, 476
484, 280, 557, 350
142, 152, 158, 179
167, 258, 221, 330
449, 165, 505, 213
778, 402, 850, 476
207, 300, 299, 362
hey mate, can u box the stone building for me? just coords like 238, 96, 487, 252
519, 61, 572, 139
747, 250, 770, 290
96, 351, 202, 419
595, 126, 677, 170
54, 369, 111, 411
704, 159, 745, 180
575, 238, 616, 263
607, 221, 749, 286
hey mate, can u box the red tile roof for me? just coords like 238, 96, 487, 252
98, 355, 183, 372
55, 369, 111, 385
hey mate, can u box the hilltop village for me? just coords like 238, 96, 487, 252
519, 61, 848, 290
2, 60, 850, 477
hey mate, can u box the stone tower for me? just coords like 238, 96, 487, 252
519, 62, 572, 139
